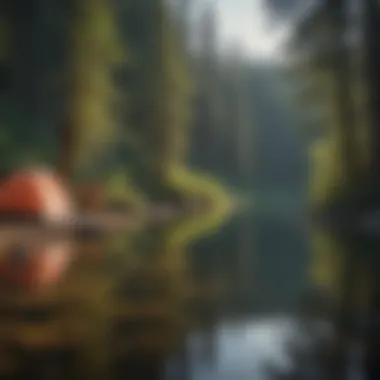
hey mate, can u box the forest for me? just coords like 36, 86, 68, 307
1, 0, 379, 321
0, 0, 258, 221
0, 0, 317, 312
2, 0, 380, 378
0, 0, 322, 222
270, 0, 380, 217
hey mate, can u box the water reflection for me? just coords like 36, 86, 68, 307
0, 207, 375, 379
0, 203, 230, 379
167, 315, 335, 380
165, 217, 371, 380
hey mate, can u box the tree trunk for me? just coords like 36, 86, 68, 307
58, 0, 78, 179
329, 0, 358, 184
362, 0, 380, 182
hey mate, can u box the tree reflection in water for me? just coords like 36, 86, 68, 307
0, 208, 374, 380
0, 203, 230, 380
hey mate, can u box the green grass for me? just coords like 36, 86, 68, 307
166, 163, 232, 209
103, 170, 146, 210
98, 163, 235, 243
165, 163, 234, 247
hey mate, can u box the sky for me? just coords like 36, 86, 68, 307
215, 0, 292, 60
183, 0, 297, 61
184, 0, 309, 62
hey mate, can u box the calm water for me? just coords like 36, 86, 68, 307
0, 200, 368, 380
166, 316, 336, 380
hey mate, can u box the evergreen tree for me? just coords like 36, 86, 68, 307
59, 0, 125, 178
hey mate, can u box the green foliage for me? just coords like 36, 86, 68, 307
166, 163, 231, 207
309, 137, 344, 205
0, 0, 231, 214
103, 169, 146, 208
290, 0, 367, 209
68, 0, 127, 170
124, 0, 192, 174
310, 228, 345, 300
109, 0, 224, 205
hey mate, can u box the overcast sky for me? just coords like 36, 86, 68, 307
187, 0, 295, 61
216, 0, 291, 60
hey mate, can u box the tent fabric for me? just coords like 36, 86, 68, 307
0, 168, 74, 288
0, 168, 74, 222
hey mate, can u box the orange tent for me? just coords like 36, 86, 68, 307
0, 167, 75, 288
0, 168, 74, 222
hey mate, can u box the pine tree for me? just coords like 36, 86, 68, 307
59, 0, 125, 178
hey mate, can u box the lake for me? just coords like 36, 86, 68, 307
0, 195, 369, 380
